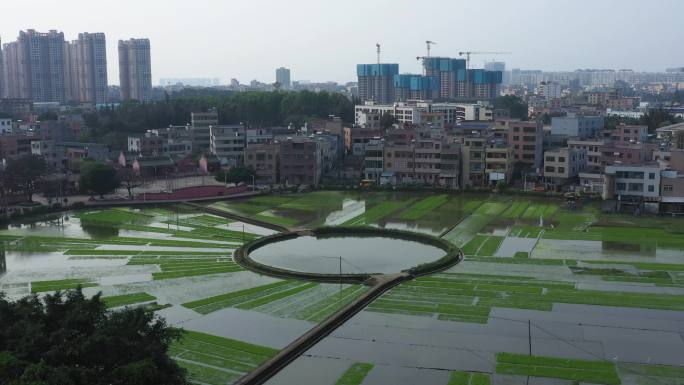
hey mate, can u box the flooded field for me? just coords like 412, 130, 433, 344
3, 192, 684, 384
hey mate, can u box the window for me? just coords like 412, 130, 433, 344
648, 185, 655, 192
545, 166, 555, 173
558, 167, 565, 173
546, 156, 555, 162
558, 157, 566, 162
664, 185, 673, 192
616, 183, 626, 190
648, 173, 655, 180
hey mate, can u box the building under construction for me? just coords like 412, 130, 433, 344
356, 46, 503, 103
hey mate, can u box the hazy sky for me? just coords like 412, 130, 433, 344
3, 0, 683, 85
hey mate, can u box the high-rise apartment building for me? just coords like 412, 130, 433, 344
484, 61, 507, 85
64, 33, 108, 104
423, 57, 466, 99
2, 30, 66, 102
393, 74, 438, 101
466, 69, 503, 99
118, 38, 152, 102
357, 64, 398, 104
421, 57, 501, 99
275, 67, 291, 89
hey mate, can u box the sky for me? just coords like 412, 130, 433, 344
2, 0, 683, 85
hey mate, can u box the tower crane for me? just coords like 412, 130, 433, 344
458, 51, 512, 70
425, 40, 436, 58
416, 40, 437, 75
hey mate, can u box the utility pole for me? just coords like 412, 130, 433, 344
339, 256, 342, 298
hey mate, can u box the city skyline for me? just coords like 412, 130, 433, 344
2, 0, 684, 85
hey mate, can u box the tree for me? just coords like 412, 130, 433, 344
4, 155, 47, 202
379, 112, 397, 129
119, 167, 141, 199
81, 91, 354, 148
215, 166, 256, 185
80, 162, 120, 198
493, 95, 529, 120
0, 288, 187, 385
37, 111, 58, 121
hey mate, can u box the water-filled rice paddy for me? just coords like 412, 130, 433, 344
3, 192, 684, 384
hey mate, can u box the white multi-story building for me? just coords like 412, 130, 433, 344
191, 109, 218, 152
354, 101, 489, 127
354, 102, 421, 126
568, 138, 607, 170
537, 82, 562, 100
604, 163, 661, 200
210, 125, 246, 164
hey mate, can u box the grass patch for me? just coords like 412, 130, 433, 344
399, 195, 448, 220
513, 251, 529, 259
344, 199, 412, 226
466, 256, 566, 266
236, 282, 319, 309
462, 235, 503, 256
618, 362, 684, 379
183, 281, 309, 314
444, 202, 508, 246
171, 330, 277, 384
447, 371, 492, 385
254, 213, 300, 227
103, 292, 156, 308
77, 209, 153, 225
286, 285, 368, 322
31, 278, 98, 293
501, 201, 529, 219
368, 270, 684, 325
583, 260, 684, 272
334, 362, 374, 385
509, 225, 543, 238
496, 353, 620, 385
126, 254, 242, 280
152, 264, 242, 280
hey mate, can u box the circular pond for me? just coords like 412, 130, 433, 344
244, 230, 450, 276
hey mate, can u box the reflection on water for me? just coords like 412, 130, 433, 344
325, 199, 365, 226
81, 223, 120, 239
1, 213, 93, 239
250, 235, 445, 275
